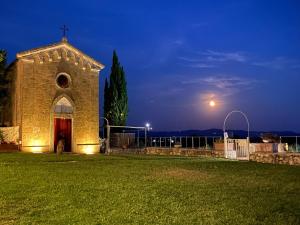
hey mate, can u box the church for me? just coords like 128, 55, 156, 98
5, 37, 104, 154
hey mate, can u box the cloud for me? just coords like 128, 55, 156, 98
182, 75, 259, 96
178, 56, 200, 63
179, 50, 300, 71
182, 75, 261, 112
252, 57, 300, 70
201, 76, 256, 89
201, 50, 247, 63
189, 63, 216, 68
178, 50, 248, 68
178, 56, 215, 68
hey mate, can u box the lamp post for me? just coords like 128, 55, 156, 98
145, 123, 151, 148
100, 117, 110, 154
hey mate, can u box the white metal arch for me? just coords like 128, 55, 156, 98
223, 110, 250, 138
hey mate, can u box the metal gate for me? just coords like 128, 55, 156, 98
224, 137, 249, 160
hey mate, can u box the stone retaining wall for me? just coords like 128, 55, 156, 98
110, 148, 146, 154
0, 144, 19, 152
145, 147, 214, 156
250, 152, 300, 165
139, 147, 300, 166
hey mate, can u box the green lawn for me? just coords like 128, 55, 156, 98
0, 153, 299, 225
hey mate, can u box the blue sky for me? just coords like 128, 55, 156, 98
1, 0, 300, 131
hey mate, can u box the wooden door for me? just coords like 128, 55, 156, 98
54, 118, 72, 152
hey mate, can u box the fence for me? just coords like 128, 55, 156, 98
107, 131, 222, 150
148, 136, 222, 149
280, 136, 300, 152
108, 126, 147, 149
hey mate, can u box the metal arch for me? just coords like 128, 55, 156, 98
100, 116, 109, 126
223, 110, 250, 138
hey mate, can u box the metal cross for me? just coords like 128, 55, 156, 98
60, 25, 69, 38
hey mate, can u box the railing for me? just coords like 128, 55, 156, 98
148, 136, 222, 149
280, 136, 300, 152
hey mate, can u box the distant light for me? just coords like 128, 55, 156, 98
209, 100, 216, 107
145, 123, 150, 128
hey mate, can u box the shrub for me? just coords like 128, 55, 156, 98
0, 129, 4, 144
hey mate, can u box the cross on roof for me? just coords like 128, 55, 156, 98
60, 25, 69, 38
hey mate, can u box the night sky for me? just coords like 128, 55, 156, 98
1, 0, 300, 132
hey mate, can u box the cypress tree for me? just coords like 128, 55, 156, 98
104, 50, 128, 126
0, 50, 6, 76
0, 50, 8, 126
103, 78, 109, 118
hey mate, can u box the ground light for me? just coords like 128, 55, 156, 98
29, 139, 44, 153
83, 145, 94, 154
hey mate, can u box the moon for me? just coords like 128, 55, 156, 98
209, 100, 216, 107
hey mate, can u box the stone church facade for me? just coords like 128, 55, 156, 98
5, 38, 104, 153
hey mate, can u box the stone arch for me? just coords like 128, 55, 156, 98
74, 54, 80, 65
78, 57, 84, 68
86, 62, 92, 71
51, 94, 75, 153
61, 48, 68, 60
33, 54, 42, 64
68, 51, 76, 63
54, 97, 73, 113
52, 94, 75, 113
43, 52, 52, 62
52, 50, 60, 60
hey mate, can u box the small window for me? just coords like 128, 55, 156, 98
56, 74, 70, 88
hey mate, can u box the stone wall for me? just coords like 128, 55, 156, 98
250, 152, 300, 165
249, 143, 286, 153
213, 143, 225, 157
144, 147, 217, 157
110, 148, 146, 154
137, 147, 300, 166
0, 144, 19, 152
109, 147, 226, 158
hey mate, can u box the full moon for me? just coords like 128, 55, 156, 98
209, 100, 216, 107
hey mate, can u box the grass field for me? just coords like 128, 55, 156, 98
0, 153, 299, 225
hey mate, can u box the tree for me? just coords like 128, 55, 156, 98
0, 50, 9, 126
104, 50, 128, 126
0, 50, 6, 76
103, 78, 110, 120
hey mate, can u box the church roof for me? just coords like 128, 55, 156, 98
16, 38, 105, 71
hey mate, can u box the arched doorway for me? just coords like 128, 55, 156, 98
53, 96, 74, 152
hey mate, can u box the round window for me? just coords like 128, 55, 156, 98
56, 74, 70, 88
